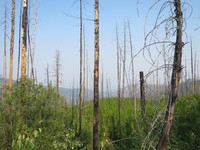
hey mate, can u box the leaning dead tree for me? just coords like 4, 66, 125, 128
93, 0, 99, 149
156, 0, 183, 149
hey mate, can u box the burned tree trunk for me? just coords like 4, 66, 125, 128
9, 0, 15, 89
21, 0, 28, 79
93, 0, 99, 149
139, 71, 145, 117
156, 0, 183, 149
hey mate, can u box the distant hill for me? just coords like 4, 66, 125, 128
110, 79, 200, 100
1, 77, 199, 102
59, 87, 93, 105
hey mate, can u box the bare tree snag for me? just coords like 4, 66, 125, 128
55, 50, 61, 96
156, 0, 183, 149
122, 24, 126, 108
3, 1, 7, 87
79, 0, 83, 132
139, 71, 146, 117
46, 64, 50, 87
9, 0, 15, 89
17, 1, 22, 82
30, 0, 38, 81
127, 21, 136, 116
83, 26, 86, 106
116, 25, 122, 144
93, 0, 99, 149
190, 37, 195, 94
21, 0, 28, 79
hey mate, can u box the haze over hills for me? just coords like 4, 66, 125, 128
1, 77, 199, 102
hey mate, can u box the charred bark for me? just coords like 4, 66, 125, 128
156, 0, 183, 149
21, 0, 28, 79
93, 0, 99, 149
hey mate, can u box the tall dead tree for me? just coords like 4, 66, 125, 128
79, 0, 83, 132
127, 21, 136, 115
83, 26, 86, 105
21, 0, 28, 79
122, 24, 127, 107
156, 0, 183, 149
190, 37, 195, 94
54, 50, 62, 96
116, 25, 121, 143
30, 0, 38, 81
9, 0, 15, 89
3, 1, 7, 86
93, 0, 99, 149
17, 0, 22, 82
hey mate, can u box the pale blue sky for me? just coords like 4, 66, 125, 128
0, 0, 200, 90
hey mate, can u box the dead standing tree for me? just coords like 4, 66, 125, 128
93, 0, 99, 149
54, 50, 62, 96
116, 25, 121, 142
17, 0, 22, 82
9, 0, 16, 89
79, 0, 83, 132
21, 0, 28, 79
140, 71, 146, 117
157, 0, 183, 149
3, 1, 7, 88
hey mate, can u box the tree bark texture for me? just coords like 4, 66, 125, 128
93, 0, 99, 149
156, 0, 183, 149
9, 0, 15, 88
139, 71, 146, 117
21, 0, 28, 79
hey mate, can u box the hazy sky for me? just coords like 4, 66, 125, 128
0, 0, 200, 90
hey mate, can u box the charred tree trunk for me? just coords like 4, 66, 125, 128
9, 0, 15, 89
21, 0, 28, 79
139, 71, 145, 117
156, 0, 183, 149
93, 0, 99, 149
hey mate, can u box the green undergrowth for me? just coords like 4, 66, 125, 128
0, 79, 200, 149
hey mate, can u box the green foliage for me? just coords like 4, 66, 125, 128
12, 127, 41, 150
0, 79, 86, 149
1, 79, 200, 149
53, 128, 84, 150
77, 98, 167, 149
170, 94, 200, 149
